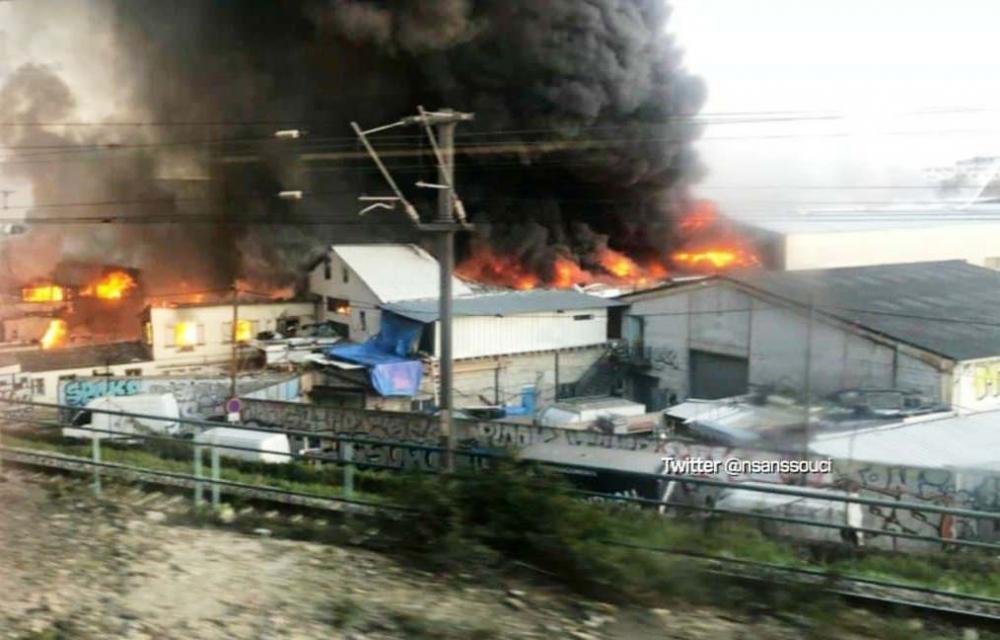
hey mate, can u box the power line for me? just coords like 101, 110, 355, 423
2, 103, 998, 128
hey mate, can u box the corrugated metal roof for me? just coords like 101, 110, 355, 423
382, 289, 622, 323
810, 411, 1000, 472
17, 342, 152, 373
726, 260, 1000, 360
332, 244, 472, 302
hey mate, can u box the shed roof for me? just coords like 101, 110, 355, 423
330, 244, 472, 302
17, 342, 152, 373
722, 260, 1000, 361
382, 289, 622, 323
810, 411, 1000, 472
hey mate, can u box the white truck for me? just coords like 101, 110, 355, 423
63, 393, 181, 441
193, 427, 292, 464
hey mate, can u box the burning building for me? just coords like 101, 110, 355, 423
456, 200, 764, 290
1, 1, 723, 308
7, 262, 144, 349
141, 299, 317, 372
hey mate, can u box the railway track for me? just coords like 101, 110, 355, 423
3, 444, 999, 632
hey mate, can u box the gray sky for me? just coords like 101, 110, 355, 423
669, 0, 1000, 216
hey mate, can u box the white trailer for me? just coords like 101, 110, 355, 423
714, 482, 865, 546
537, 396, 647, 433
63, 393, 180, 440
194, 427, 292, 464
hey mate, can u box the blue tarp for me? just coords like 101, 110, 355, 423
326, 312, 425, 397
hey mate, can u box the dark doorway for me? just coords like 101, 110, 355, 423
689, 350, 749, 399
633, 374, 671, 411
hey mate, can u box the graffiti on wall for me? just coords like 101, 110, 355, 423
62, 378, 143, 407
59, 376, 301, 419
0, 374, 34, 419
237, 399, 1000, 547
833, 462, 1000, 547
650, 347, 681, 371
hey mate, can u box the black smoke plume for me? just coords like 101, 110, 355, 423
2, 0, 705, 292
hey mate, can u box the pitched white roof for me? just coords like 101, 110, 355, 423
332, 244, 472, 303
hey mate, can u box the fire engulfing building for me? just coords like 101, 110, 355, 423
324, 289, 622, 410
619, 260, 1000, 413
142, 300, 317, 372
307, 244, 473, 342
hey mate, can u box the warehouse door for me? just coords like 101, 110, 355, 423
689, 350, 749, 399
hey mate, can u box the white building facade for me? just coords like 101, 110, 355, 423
741, 213, 1000, 271
380, 290, 621, 408
143, 301, 316, 371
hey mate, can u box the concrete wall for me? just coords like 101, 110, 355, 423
447, 346, 606, 408
626, 281, 944, 402
12, 361, 156, 404
56, 374, 303, 419
147, 302, 316, 370
238, 398, 1000, 547
308, 252, 381, 342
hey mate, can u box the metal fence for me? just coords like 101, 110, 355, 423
1, 396, 999, 555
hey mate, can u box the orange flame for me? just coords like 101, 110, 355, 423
40, 319, 67, 350
457, 248, 542, 290
455, 199, 760, 289
552, 257, 592, 288
82, 270, 137, 300
22, 284, 65, 302
672, 247, 760, 270
597, 248, 643, 281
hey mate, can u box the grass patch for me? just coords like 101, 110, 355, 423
380, 461, 1000, 612
10, 428, 1000, 615
3, 430, 395, 505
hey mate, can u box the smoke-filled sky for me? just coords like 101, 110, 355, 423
669, 0, 1000, 217
0, 0, 708, 291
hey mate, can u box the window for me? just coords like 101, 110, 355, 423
342, 266, 350, 283
224, 319, 256, 342
32, 379, 44, 395
360, 310, 367, 332
573, 314, 594, 321
326, 297, 350, 315
172, 322, 201, 348
125, 368, 142, 376
411, 398, 435, 412
323, 259, 332, 280
143, 321, 153, 345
